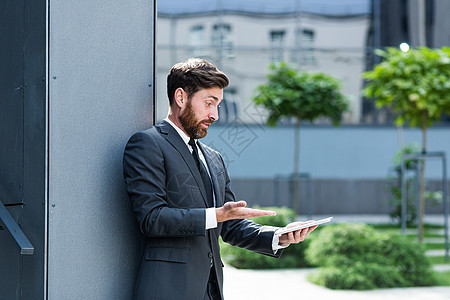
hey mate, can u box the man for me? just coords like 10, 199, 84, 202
123, 58, 317, 300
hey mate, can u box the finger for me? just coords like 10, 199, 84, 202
291, 228, 308, 243
280, 231, 296, 244
289, 231, 296, 243
302, 227, 313, 240
301, 228, 309, 240
300, 225, 316, 238
236, 200, 247, 207
226, 207, 276, 220
295, 229, 305, 242
226, 201, 247, 210
278, 233, 288, 244
246, 208, 276, 217
307, 225, 318, 234
238, 208, 276, 218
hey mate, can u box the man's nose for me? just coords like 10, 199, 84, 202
209, 106, 219, 121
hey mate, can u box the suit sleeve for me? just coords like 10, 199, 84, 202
123, 131, 206, 237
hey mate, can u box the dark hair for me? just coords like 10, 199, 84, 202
167, 58, 229, 106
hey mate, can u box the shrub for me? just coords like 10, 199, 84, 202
306, 223, 376, 267
309, 263, 406, 290
220, 206, 312, 269
306, 223, 436, 289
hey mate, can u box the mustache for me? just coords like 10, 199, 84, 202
201, 119, 214, 125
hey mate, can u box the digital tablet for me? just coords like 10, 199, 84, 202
277, 217, 333, 235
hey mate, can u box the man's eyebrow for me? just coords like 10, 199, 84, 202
207, 95, 221, 102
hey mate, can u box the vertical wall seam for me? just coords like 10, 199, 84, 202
44, 0, 50, 299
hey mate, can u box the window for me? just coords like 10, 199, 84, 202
294, 29, 316, 65
218, 88, 238, 123
190, 25, 206, 56
212, 23, 234, 59
270, 30, 285, 63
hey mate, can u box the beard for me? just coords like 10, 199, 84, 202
179, 100, 214, 139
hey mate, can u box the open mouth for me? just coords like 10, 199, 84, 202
201, 121, 213, 129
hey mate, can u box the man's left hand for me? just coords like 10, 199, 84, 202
278, 222, 318, 245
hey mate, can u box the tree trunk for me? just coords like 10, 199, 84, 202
418, 111, 428, 242
292, 120, 300, 214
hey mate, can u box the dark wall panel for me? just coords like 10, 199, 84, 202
22, 0, 47, 298
0, 206, 23, 300
1, 1, 47, 299
0, 0, 25, 205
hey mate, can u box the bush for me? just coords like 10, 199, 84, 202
306, 223, 436, 289
309, 263, 406, 290
220, 206, 312, 269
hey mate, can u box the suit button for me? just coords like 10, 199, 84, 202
208, 252, 213, 258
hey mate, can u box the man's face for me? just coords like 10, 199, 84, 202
179, 87, 223, 139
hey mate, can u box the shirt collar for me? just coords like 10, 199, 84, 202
164, 117, 193, 147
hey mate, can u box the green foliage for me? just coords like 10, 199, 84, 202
252, 62, 348, 126
364, 47, 450, 127
386, 143, 443, 225
306, 224, 376, 267
386, 144, 420, 225
308, 263, 406, 290
220, 206, 311, 269
392, 143, 420, 168
306, 224, 436, 289
434, 271, 450, 286
365, 47, 450, 241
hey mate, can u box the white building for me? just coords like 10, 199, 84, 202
156, 0, 371, 124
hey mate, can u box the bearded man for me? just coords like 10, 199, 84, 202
123, 58, 316, 300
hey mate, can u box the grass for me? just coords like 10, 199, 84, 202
434, 271, 450, 286
427, 256, 450, 265
371, 223, 443, 230
425, 243, 448, 250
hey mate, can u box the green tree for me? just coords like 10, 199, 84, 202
252, 62, 348, 213
363, 47, 450, 241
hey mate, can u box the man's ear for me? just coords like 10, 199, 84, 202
174, 88, 186, 108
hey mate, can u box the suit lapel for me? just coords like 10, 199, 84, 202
198, 143, 221, 207
158, 121, 210, 207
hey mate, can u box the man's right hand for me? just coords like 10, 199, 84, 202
215, 200, 276, 223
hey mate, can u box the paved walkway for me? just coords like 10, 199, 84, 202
223, 214, 450, 300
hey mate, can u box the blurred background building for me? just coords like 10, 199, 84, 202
157, 0, 370, 124
157, 0, 450, 125
156, 0, 450, 215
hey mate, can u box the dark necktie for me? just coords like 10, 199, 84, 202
188, 138, 214, 207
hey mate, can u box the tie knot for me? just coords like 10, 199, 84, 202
188, 138, 196, 148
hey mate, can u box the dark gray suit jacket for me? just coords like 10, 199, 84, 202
123, 121, 281, 300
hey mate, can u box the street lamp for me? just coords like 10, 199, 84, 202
400, 42, 410, 52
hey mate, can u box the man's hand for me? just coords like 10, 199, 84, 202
278, 222, 318, 245
216, 200, 276, 223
